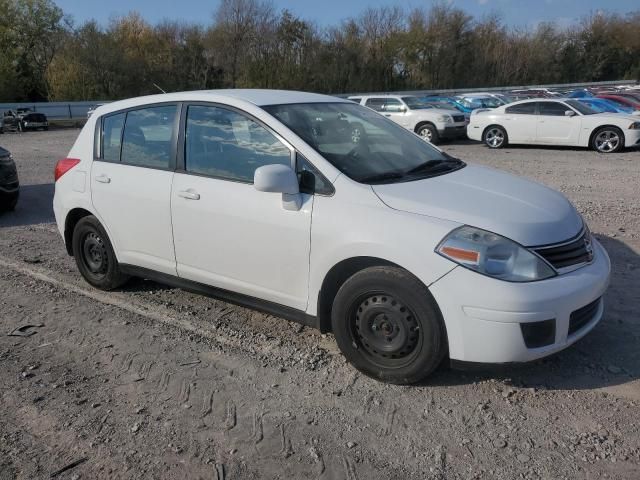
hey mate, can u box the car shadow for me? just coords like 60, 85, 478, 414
425, 234, 640, 394
0, 183, 55, 228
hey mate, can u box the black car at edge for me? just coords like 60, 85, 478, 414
0, 146, 19, 211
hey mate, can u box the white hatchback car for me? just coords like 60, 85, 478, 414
54, 90, 611, 384
468, 98, 640, 153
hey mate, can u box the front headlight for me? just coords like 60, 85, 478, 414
436, 226, 556, 282
437, 115, 453, 123
629, 122, 640, 129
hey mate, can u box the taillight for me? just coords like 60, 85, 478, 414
54, 158, 80, 182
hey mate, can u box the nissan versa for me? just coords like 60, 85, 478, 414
53, 90, 611, 384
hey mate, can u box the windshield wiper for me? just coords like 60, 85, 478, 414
405, 158, 463, 175
358, 171, 406, 184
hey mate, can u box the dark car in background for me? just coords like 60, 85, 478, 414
0, 146, 19, 211
20, 112, 49, 131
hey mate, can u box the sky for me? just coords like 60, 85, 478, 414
53, 0, 638, 30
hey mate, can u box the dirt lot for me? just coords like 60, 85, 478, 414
0, 129, 639, 480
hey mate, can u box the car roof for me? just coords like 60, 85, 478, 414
97, 89, 348, 115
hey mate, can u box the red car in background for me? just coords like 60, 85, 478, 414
597, 94, 640, 111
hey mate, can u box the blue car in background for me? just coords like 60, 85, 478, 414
421, 96, 472, 117
567, 90, 594, 99
575, 97, 636, 115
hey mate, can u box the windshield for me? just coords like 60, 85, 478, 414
263, 102, 464, 184
401, 96, 433, 110
565, 100, 598, 115
580, 100, 616, 113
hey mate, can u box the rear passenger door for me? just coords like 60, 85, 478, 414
502, 102, 537, 143
91, 104, 179, 275
170, 103, 313, 310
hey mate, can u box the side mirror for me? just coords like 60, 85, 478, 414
254, 164, 302, 211
565, 110, 576, 117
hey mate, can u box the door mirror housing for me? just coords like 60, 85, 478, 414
564, 110, 576, 117
254, 164, 302, 211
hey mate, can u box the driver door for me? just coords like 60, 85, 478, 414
170, 104, 313, 310
536, 102, 581, 145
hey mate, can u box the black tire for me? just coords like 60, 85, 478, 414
416, 123, 439, 144
72, 215, 129, 290
591, 126, 624, 153
331, 266, 447, 384
483, 125, 508, 149
7, 192, 18, 211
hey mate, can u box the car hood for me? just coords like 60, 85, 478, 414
372, 164, 582, 247
586, 113, 639, 123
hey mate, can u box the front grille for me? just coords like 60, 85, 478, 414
532, 229, 593, 270
569, 298, 601, 335
453, 115, 466, 122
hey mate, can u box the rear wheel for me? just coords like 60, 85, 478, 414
592, 127, 623, 153
331, 266, 447, 384
72, 215, 129, 290
484, 125, 507, 149
416, 123, 439, 144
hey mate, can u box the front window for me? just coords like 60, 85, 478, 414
263, 102, 464, 184
185, 105, 292, 183
538, 102, 572, 116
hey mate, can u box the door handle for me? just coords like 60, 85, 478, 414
177, 190, 200, 200
95, 174, 111, 184
384, 114, 391, 117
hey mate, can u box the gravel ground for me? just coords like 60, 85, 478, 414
0, 129, 639, 480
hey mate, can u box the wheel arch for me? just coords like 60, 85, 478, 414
414, 121, 436, 134
64, 207, 94, 256
588, 124, 625, 150
316, 256, 431, 334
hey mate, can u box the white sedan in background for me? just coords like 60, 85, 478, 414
467, 98, 640, 153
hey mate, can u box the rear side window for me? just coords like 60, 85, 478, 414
505, 102, 537, 115
121, 105, 177, 169
102, 113, 125, 162
185, 105, 291, 183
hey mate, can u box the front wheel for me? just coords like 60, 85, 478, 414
331, 266, 447, 384
592, 127, 623, 153
484, 125, 507, 149
416, 124, 439, 144
72, 215, 129, 290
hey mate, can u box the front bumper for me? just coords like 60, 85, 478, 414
624, 129, 640, 147
439, 123, 468, 139
430, 239, 611, 363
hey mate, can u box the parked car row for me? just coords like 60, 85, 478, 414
1, 109, 49, 133
348, 85, 640, 153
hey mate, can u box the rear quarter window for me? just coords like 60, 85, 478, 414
102, 113, 125, 162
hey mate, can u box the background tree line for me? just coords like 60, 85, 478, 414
0, 0, 638, 102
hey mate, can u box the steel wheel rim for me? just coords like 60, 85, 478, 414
351, 293, 422, 368
82, 232, 108, 275
595, 130, 619, 152
419, 127, 432, 141
486, 128, 504, 147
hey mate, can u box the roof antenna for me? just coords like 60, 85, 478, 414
153, 83, 167, 94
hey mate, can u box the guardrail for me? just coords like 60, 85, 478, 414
339, 79, 638, 98
0, 101, 109, 121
